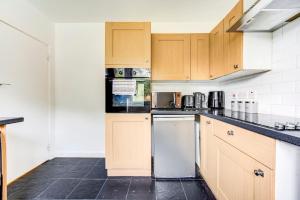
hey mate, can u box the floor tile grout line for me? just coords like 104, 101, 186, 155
65, 178, 83, 199
125, 177, 132, 200
35, 178, 59, 199
95, 177, 108, 199
83, 161, 100, 179
155, 179, 158, 200
83, 159, 105, 180
180, 179, 188, 200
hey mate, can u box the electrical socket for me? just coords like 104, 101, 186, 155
230, 92, 237, 99
47, 144, 51, 152
248, 90, 256, 99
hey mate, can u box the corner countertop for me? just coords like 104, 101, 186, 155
197, 109, 300, 147
0, 117, 24, 126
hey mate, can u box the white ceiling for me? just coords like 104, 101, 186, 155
28, 0, 238, 24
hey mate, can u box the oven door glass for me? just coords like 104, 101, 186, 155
106, 78, 151, 113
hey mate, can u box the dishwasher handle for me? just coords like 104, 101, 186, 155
153, 116, 195, 121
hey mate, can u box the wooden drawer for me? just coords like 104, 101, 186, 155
214, 119, 276, 169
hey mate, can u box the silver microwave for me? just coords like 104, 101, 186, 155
152, 92, 182, 109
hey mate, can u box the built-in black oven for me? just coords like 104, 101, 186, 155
105, 68, 151, 113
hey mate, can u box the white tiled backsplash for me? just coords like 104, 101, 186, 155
222, 18, 300, 118
152, 18, 300, 118
151, 81, 219, 97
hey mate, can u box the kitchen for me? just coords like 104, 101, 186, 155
1, 0, 300, 199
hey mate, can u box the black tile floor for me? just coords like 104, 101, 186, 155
8, 158, 216, 200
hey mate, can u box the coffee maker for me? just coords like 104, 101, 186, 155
208, 91, 225, 109
193, 92, 206, 109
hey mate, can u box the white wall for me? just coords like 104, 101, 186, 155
53, 22, 219, 157
221, 18, 300, 118
0, 0, 54, 182
54, 23, 105, 157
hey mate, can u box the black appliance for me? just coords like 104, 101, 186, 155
182, 95, 194, 108
105, 68, 151, 113
193, 92, 206, 109
208, 91, 225, 109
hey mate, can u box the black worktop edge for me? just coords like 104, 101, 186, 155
0, 117, 24, 126
198, 113, 300, 147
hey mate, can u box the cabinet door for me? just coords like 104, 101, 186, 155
191, 34, 210, 80
224, 0, 243, 74
0, 126, 7, 200
216, 137, 274, 200
152, 34, 191, 80
105, 114, 151, 175
200, 117, 217, 195
105, 22, 151, 67
210, 21, 226, 79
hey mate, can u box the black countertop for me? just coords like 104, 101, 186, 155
151, 108, 300, 146
0, 117, 24, 126
198, 109, 300, 147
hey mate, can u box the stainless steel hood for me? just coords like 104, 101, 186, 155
228, 0, 300, 32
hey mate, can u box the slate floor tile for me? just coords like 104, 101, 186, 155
156, 180, 186, 200
97, 179, 131, 199
181, 180, 215, 200
38, 178, 81, 199
95, 158, 105, 166
67, 179, 105, 199
85, 165, 107, 179
8, 178, 55, 199
46, 157, 81, 166
77, 158, 100, 166
62, 165, 94, 179
30, 164, 73, 179
127, 178, 156, 200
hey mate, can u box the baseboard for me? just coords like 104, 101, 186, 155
54, 151, 105, 158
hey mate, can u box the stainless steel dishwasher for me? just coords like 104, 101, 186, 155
153, 115, 195, 178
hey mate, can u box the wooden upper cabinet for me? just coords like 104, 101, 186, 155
105, 22, 151, 67
152, 34, 191, 80
191, 34, 210, 80
224, 0, 243, 74
209, 21, 226, 79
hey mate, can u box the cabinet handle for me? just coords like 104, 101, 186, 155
234, 64, 239, 69
227, 130, 234, 136
206, 121, 211, 124
254, 169, 264, 177
145, 117, 149, 120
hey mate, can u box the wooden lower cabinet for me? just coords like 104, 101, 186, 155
200, 116, 275, 200
200, 116, 217, 195
0, 126, 7, 200
215, 137, 274, 200
105, 113, 151, 176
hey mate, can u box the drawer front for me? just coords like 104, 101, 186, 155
214, 119, 276, 169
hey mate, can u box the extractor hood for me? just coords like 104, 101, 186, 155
228, 0, 300, 32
